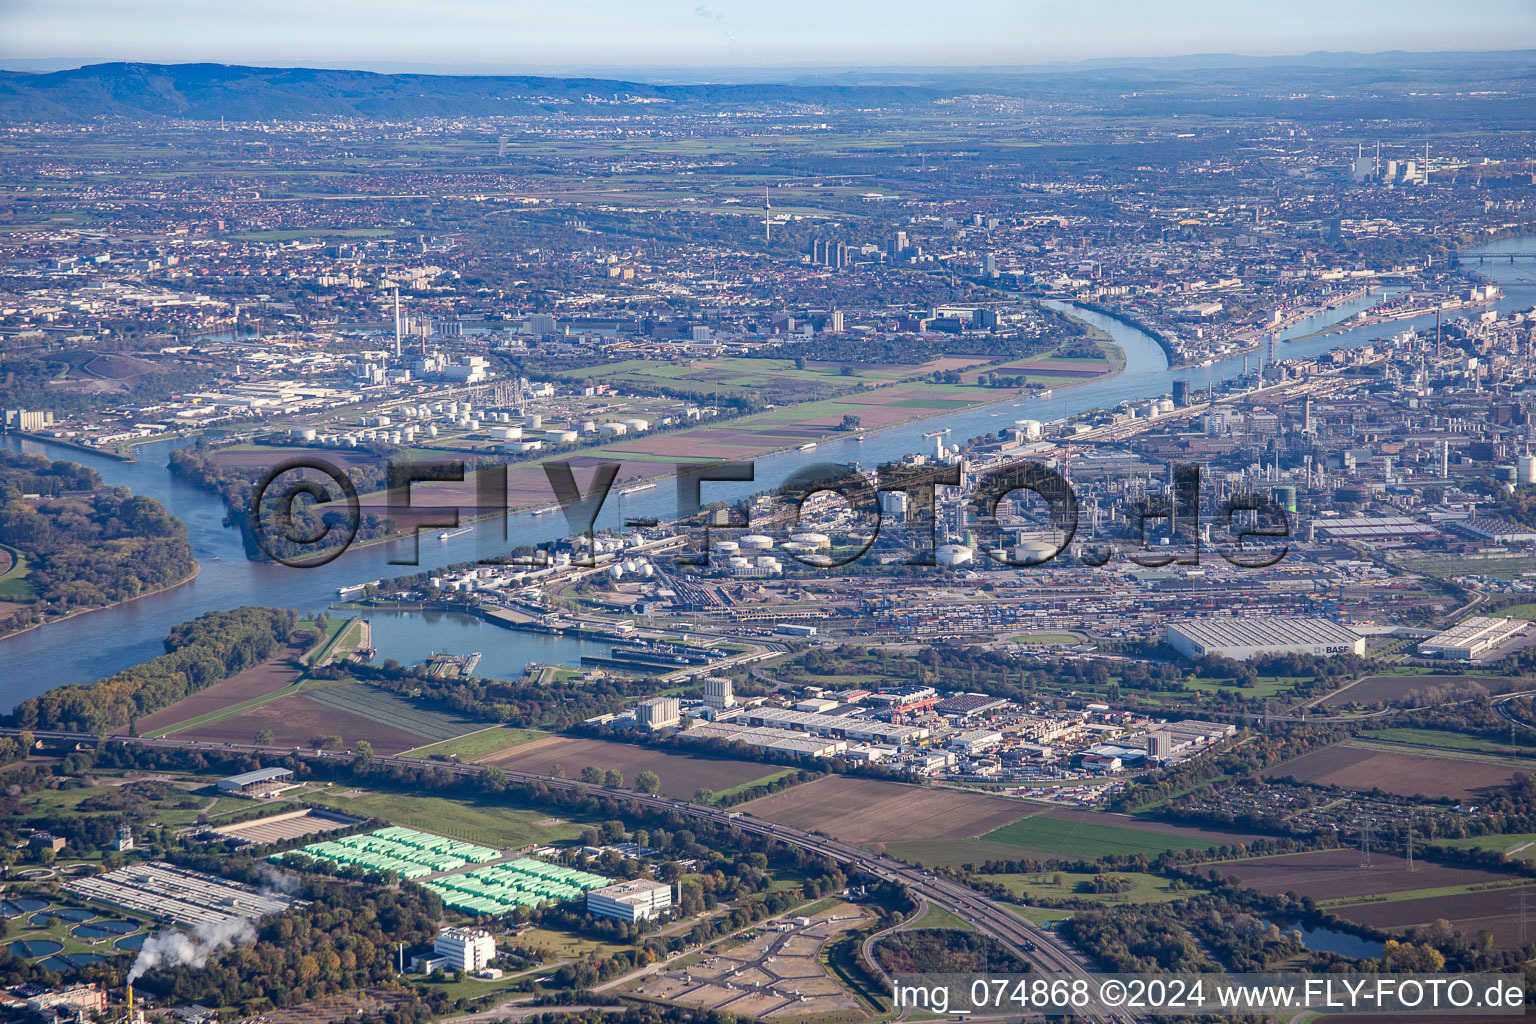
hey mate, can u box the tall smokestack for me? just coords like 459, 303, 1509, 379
393, 286, 402, 359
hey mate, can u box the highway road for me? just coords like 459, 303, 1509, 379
4, 727, 1137, 1023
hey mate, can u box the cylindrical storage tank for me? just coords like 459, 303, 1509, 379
491, 426, 521, 440
1156, 398, 1175, 415
936, 543, 974, 567
599, 422, 627, 436
727, 556, 750, 569
528, 414, 544, 429
1335, 485, 1372, 504
1495, 465, 1519, 483
1271, 485, 1298, 513
739, 534, 774, 551
580, 419, 597, 433
789, 532, 830, 549
1011, 540, 1058, 564
548, 429, 577, 443
1518, 454, 1536, 485
622, 417, 649, 432
714, 540, 740, 557
390, 431, 403, 445
1015, 418, 1042, 440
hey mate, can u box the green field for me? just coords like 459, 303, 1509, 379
709, 767, 801, 803
307, 789, 587, 849
0, 542, 36, 600
985, 870, 1202, 905
978, 816, 1230, 858
401, 726, 549, 760
302, 683, 484, 744
910, 902, 976, 931
1365, 727, 1523, 757
1434, 832, 1536, 862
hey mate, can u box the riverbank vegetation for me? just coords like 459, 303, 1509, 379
0, 449, 196, 635
8, 606, 297, 733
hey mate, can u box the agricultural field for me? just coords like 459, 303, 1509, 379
135, 643, 310, 736
985, 870, 1205, 906
300, 683, 483, 744
1261, 740, 1531, 801
976, 808, 1258, 859
477, 736, 791, 800
306, 788, 588, 849
0, 542, 35, 601
178, 689, 432, 754
402, 726, 549, 760
1332, 885, 1536, 948
739, 776, 1028, 844
1434, 832, 1536, 863
1320, 673, 1521, 707
1211, 849, 1516, 902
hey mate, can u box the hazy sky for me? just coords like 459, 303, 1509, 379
2, 0, 1534, 71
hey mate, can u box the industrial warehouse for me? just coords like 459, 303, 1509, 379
1417, 615, 1528, 660
65, 862, 305, 928
1165, 616, 1366, 661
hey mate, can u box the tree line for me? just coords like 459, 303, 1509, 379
8, 606, 297, 733
0, 449, 196, 634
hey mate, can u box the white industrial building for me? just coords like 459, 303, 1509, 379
635, 697, 682, 730
703, 677, 735, 709
1417, 616, 1526, 660
587, 878, 673, 923
433, 927, 497, 972
1165, 617, 1364, 661
948, 729, 1004, 755
216, 767, 296, 797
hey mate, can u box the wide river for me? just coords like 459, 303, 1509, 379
4, 239, 1534, 708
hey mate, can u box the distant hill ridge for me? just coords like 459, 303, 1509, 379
0, 54, 1532, 122
0, 61, 943, 121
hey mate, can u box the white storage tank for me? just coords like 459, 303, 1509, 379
528, 414, 544, 429
621, 417, 649, 432
580, 420, 597, 434
714, 540, 741, 556
1012, 540, 1058, 564
548, 429, 577, 443
599, 422, 628, 436
739, 534, 774, 551
788, 532, 830, 549
936, 544, 975, 567
1015, 418, 1042, 440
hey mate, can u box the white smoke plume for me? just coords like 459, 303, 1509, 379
693, 5, 737, 51
127, 917, 257, 982
258, 863, 302, 895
